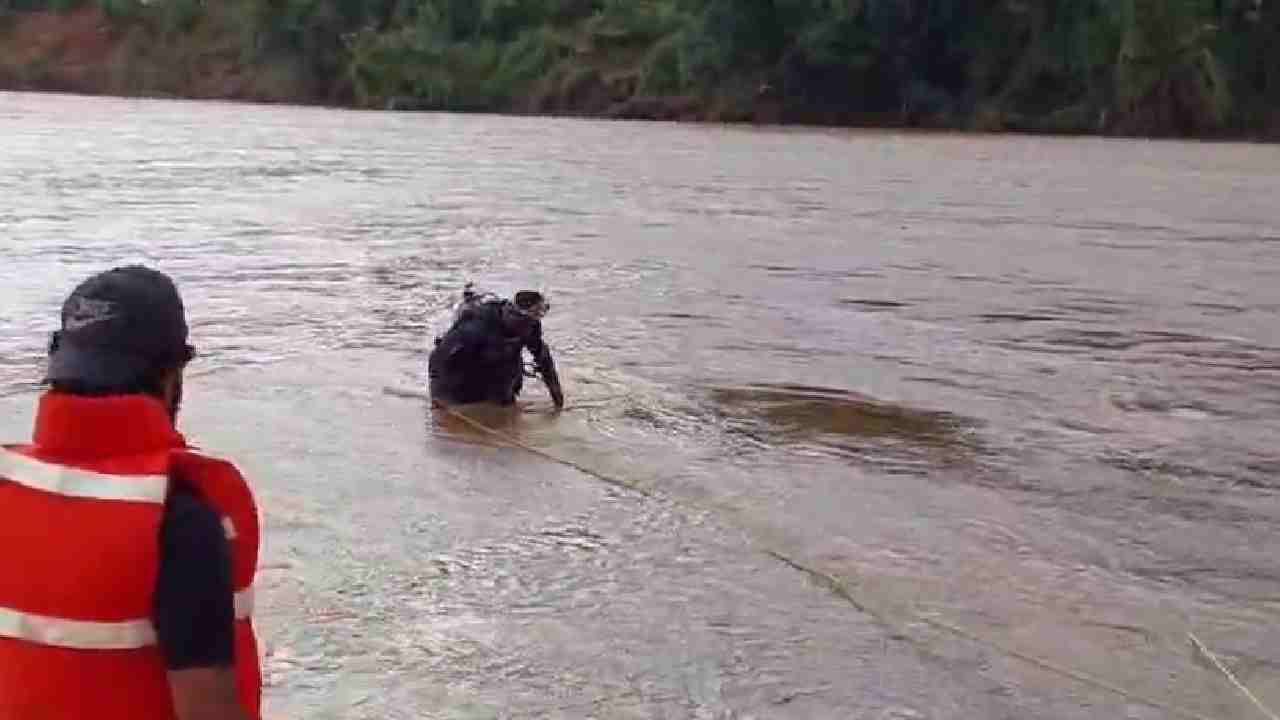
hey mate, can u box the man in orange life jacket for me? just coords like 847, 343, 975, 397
0, 266, 262, 720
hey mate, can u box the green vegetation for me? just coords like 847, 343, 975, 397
2, 0, 1278, 137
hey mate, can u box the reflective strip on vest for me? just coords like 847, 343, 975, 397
0, 448, 168, 504
0, 606, 157, 650
0, 586, 255, 650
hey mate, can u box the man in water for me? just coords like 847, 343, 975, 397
428, 285, 565, 410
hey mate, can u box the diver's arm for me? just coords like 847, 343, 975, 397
525, 329, 564, 409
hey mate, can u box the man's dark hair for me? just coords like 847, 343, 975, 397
48, 366, 172, 399
47, 335, 190, 398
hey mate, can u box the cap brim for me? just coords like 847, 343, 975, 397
45, 339, 152, 388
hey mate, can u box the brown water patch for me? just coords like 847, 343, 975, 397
707, 383, 966, 442
703, 383, 980, 472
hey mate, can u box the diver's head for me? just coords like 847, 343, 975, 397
501, 290, 549, 335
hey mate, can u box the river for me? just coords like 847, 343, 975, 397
2, 90, 1279, 719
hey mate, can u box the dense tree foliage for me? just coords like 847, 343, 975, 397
3, 0, 1278, 135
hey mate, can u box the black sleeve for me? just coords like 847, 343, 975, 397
523, 323, 550, 367
154, 491, 236, 670
524, 323, 564, 404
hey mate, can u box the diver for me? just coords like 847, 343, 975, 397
428, 284, 565, 410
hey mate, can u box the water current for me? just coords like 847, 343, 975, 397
2, 90, 1279, 719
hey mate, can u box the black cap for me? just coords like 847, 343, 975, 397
46, 265, 193, 387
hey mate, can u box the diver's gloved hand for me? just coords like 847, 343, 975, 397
533, 342, 564, 411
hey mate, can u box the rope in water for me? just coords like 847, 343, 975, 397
438, 403, 1272, 720
1189, 632, 1280, 720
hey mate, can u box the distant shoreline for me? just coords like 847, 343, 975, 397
3, 6, 1278, 144
8, 85, 1279, 147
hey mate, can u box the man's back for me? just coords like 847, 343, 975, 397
429, 299, 530, 405
0, 395, 244, 719
0, 435, 174, 719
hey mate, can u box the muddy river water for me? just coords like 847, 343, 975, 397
2, 90, 1279, 719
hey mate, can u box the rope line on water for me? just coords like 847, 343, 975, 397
439, 404, 1262, 720
440, 404, 652, 498
1189, 632, 1280, 720
765, 551, 1219, 720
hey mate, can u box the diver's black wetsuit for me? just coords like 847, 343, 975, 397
428, 298, 561, 407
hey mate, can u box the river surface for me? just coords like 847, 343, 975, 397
2, 90, 1279, 719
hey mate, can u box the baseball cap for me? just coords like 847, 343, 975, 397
46, 265, 194, 388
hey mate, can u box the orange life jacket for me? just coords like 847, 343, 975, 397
0, 392, 262, 719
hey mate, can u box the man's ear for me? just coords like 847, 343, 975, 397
158, 367, 176, 397
157, 365, 185, 417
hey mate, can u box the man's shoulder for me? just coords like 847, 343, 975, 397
154, 491, 236, 671
171, 448, 253, 498
174, 446, 243, 472
159, 490, 229, 583
163, 490, 223, 536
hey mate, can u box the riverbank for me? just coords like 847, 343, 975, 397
3, 5, 1279, 141
0, 7, 310, 105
